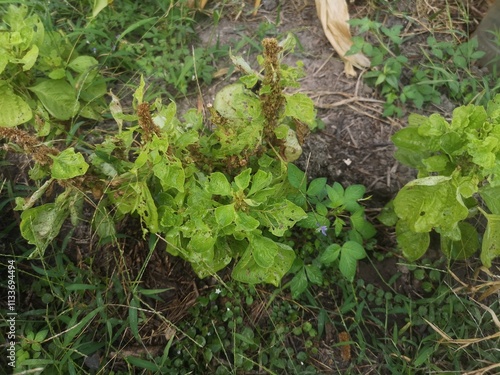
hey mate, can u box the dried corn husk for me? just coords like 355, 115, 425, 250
186, 0, 208, 9
315, 0, 370, 76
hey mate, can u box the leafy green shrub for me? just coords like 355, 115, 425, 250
0, 4, 107, 129
380, 96, 500, 266
6, 35, 319, 286
285, 167, 376, 297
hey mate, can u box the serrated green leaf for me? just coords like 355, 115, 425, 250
0, 87, 32, 127
207, 172, 232, 196
396, 220, 430, 262
29, 79, 79, 120
50, 148, 89, 179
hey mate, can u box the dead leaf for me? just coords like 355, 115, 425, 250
315, 0, 370, 76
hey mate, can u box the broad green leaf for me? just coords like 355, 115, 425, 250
20, 44, 39, 71
232, 242, 295, 286
306, 177, 327, 197
68, 56, 98, 74
297, 212, 329, 229
481, 212, 500, 267
0, 87, 32, 127
350, 210, 377, 239
234, 168, 252, 191
344, 184, 365, 212
0, 54, 9, 75
188, 232, 216, 254
21, 203, 69, 258
441, 222, 479, 260
479, 185, 500, 214
215, 204, 236, 228
153, 163, 185, 192
284, 93, 316, 126
339, 248, 357, 282
251, 235, 279, 268
135, 182, 159, 233
256, 200, 306, 236
319, 244, 341, 264
50, 148, 89, 179
342, 241, 366, 260
305, 264, 323, 285
377, 200, 398, 226
248, 170, 273, 196
394, 177, 468, 233
326, 182, 344, 208
235, 211, 260, 232
92, 0, 110, 18
396, 220, 430, 262
289, 269, 308, 299
29, 80, 79, 120
287, 163, 307, 191
207, 172, 231, 196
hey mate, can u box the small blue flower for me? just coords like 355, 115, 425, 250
316, 224, 328, 236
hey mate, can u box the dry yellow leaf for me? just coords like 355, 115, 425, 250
315, 0, 370, 76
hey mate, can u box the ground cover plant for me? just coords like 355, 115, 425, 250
1, 0, 500, 374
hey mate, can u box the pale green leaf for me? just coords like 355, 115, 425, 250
251, 235, 279, 268
481, 212, 500, 267
20, 44, 38, 71
50, 148, 89, 179
215, 204, 236, 228
0, 87, 32, 127
67, 56, 98, 73
284, 92, 316, 126
29, 79, 79, 120
396, 220, 430, 262
207, 172, 232, 196
234, 168, 252, 191
92, 0, 110, 18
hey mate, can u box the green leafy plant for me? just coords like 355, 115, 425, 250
8, 35, 317, 286
380, 95, 500, 266
285, 167, 376, 298
0, 4, 107, 130
348, 17, 495, 116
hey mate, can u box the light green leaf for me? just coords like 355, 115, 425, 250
248, 170, 273, 196
290, 269, 308, 299
50, 148, 89, 179
215, 204, 236, 227
339, 249, 357, 282
441, 222, 479, 260
251, 235, 279, 268
92, 0, 110, 18
342, 241, 367, 260
234, 168, 252, 191
0, 54, 9, 75
20, 44, 39, 71
284, 92, 316, 126
394, 178, 468, 233
479, 185, 500, 214
29, 79, 79, 120
481, 212, 500, 267
344, 184, 365, 212
350, 210, 377, 239
21, 203, 69, 258
396, 220, 430, 262
235, 212, 260, 232
232, 242, 295, 286
68, 56, 98, 73
207, 172, 232, 196
257, 200, 306, 236
0, 87, 32, 127
326, 182, 344, 208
